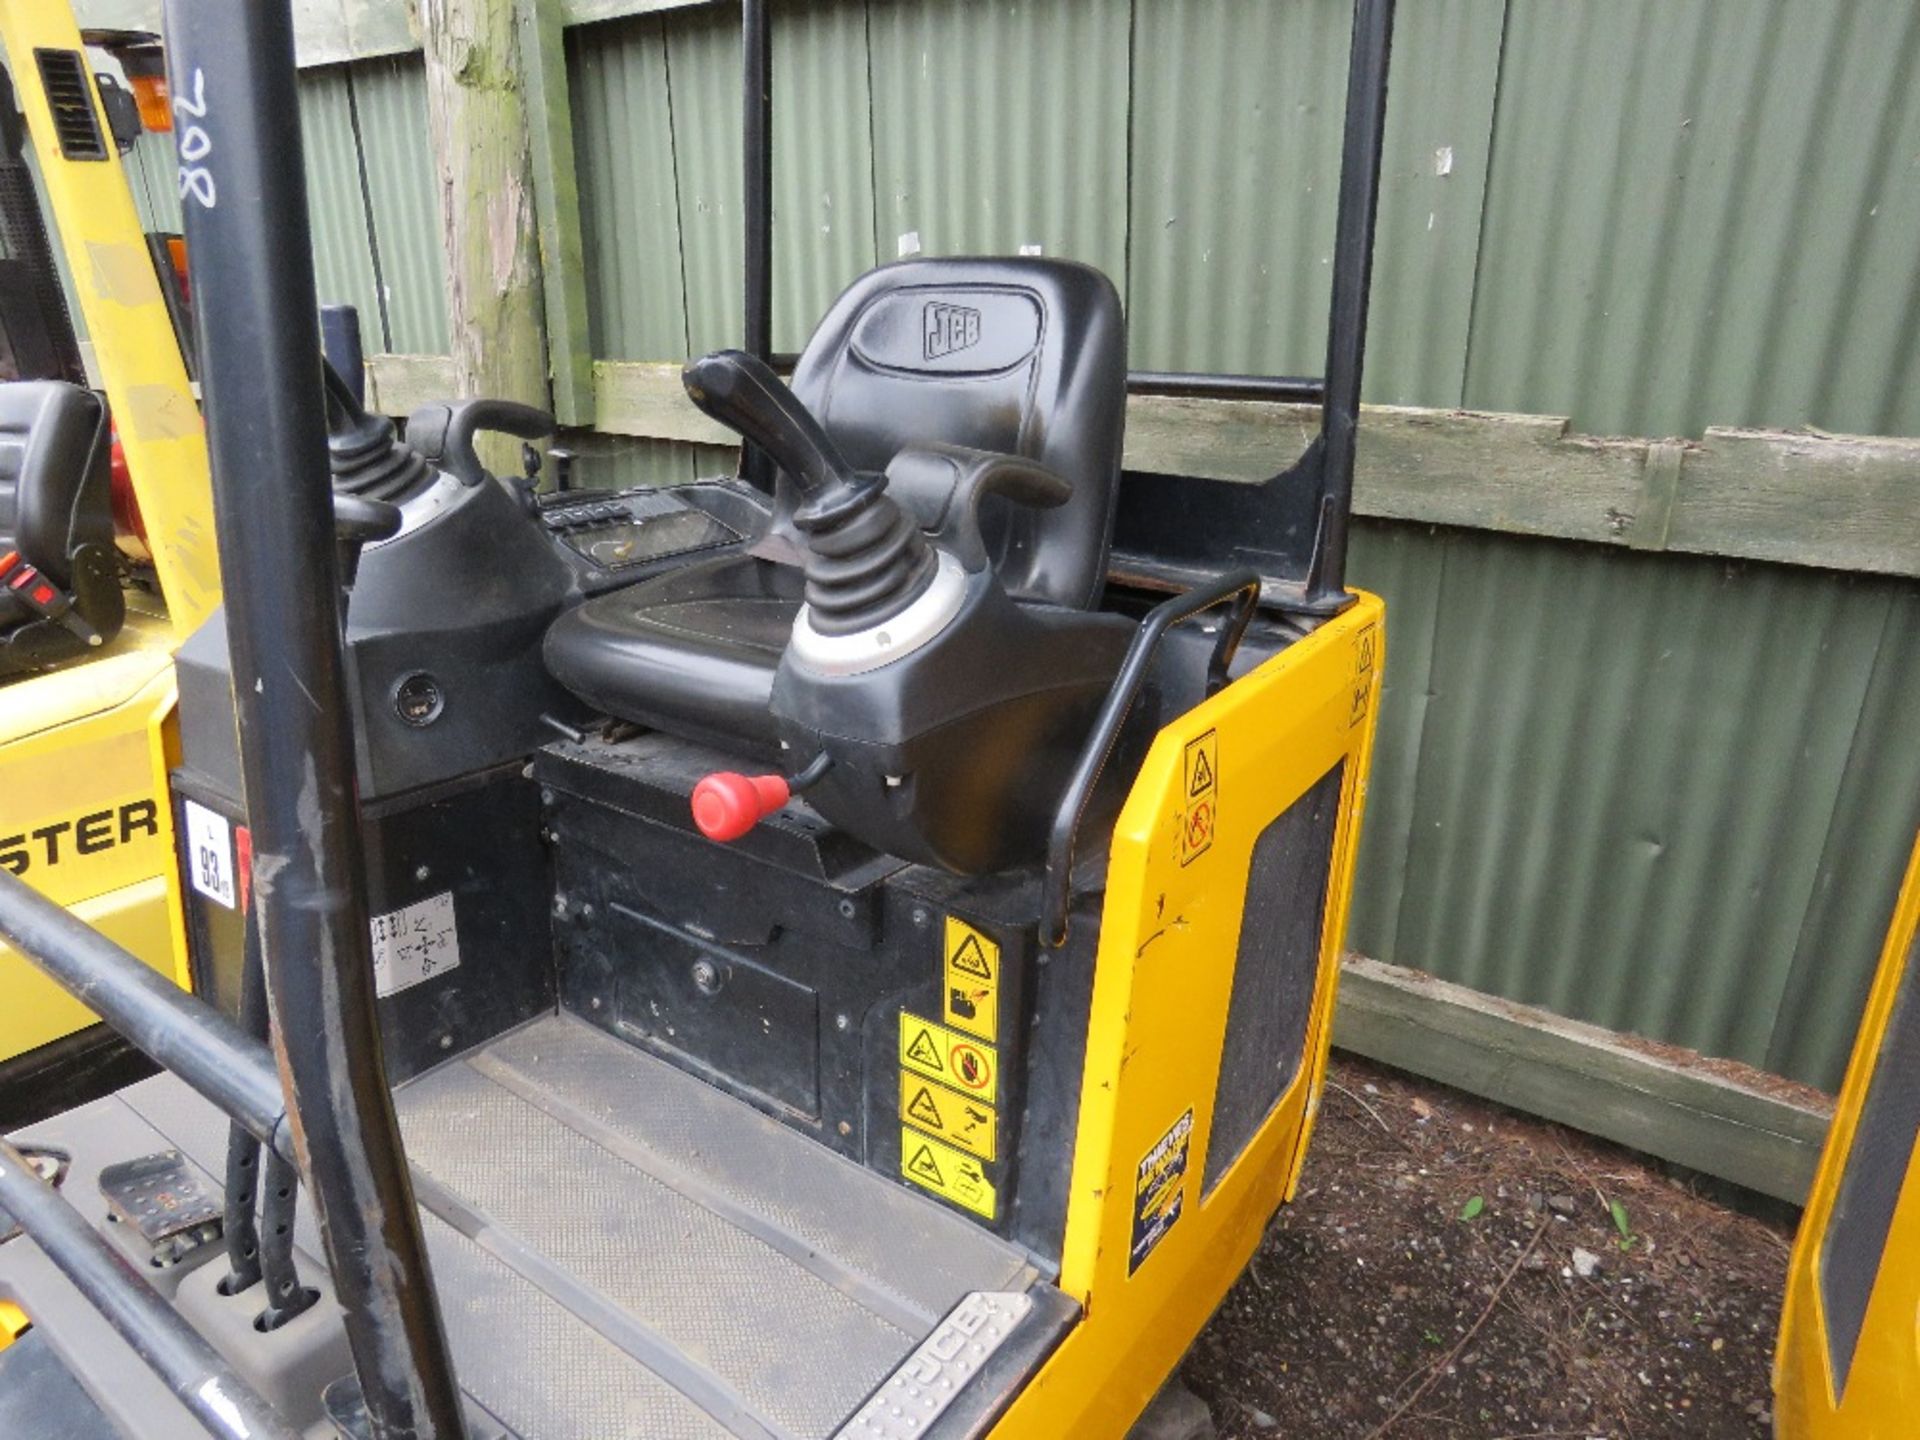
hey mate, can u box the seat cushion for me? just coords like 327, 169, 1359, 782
543, 554, 803, 756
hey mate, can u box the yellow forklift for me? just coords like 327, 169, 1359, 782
1774, 828, 1920, 1438
0, 7, 218, 1125
0, 0, 1391, 1435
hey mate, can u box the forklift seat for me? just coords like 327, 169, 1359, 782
0, 380, 123, 677
545, 257, 1127, 754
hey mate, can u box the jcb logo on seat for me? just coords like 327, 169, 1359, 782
924, 303, 982, 360
1, 800, 160, 876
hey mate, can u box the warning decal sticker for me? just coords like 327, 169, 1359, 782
900, 1074, 997, 1161
900, 1127, 998, 1219
1350, 621, 1380, 729
942, 916, 1000, 1039
1129, 1108, 1193, 1275
1178, 729, 1219, 867
899, 1012, 997, 1101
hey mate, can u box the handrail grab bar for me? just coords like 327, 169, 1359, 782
0, 869, 290, 1163
1041, 571, 1263, 947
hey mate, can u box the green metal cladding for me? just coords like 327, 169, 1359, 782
128, 0, 1920, 1090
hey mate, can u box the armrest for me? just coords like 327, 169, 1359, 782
884, 443, 1073, 574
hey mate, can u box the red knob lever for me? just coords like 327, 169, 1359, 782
691, 771, 791, 842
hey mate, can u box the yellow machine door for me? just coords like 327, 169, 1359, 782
1775, 832, 1920, 1436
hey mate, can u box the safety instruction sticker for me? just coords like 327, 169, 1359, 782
1129, 1108, 1193, 1275
901, 1127, 998, 1219
901, 1074, 997, 1161
1178, 729, 1219, 866
900, 1012, 997, 1102
942, 916, 1000, 1039
370, 891, 461, 998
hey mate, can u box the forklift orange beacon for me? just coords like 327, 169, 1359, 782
0, 1, 1393, 1436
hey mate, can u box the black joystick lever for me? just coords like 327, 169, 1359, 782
684, 350, 936, 636
322, 359, 432, 505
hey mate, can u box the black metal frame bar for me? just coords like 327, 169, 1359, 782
160, 2, 467, 1437
1040, 570, 1262, 946
0, 871, 289, 1160
0, 1139, 300, 1440
1127, 371, 1325, 404
737, 0, 1393, 606
738, 0, 776, 493
1307, 0, 1393, 604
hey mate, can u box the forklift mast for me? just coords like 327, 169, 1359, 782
0, 2, 1395, 1437
0, 3, 219, 637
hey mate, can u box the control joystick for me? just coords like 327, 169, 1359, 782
683, 351, 938, 638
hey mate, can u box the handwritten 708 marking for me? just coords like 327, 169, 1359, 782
175, 67, 216, 208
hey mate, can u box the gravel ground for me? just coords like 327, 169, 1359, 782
1181, 1054, 1795, 1438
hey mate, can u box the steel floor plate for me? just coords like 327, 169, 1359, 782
1, 1013, 1040, 1440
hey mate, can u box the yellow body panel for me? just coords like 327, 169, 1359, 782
994, 592, 1385, 1439
0, 663, 190, 1062
1774, 832, 1920, 1438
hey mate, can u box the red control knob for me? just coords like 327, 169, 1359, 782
691, 771, 791, 842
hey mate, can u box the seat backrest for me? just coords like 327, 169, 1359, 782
0, 379, 110, 587
788, 257, 1126, 611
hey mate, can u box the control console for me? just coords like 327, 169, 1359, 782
537, 483, 762, 591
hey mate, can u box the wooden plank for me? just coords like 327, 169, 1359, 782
591, 361, 732, 445
364, 353, 455, 416
367, 355, 1920, 578
1332, 954, 1832, 1204
561, 0, 715, 25
1672, 427, 1920, 578
76, 0, 421, 67
517, 0, 597, 426
1627, 439, 1686, 552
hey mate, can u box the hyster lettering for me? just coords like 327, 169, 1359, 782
0, 800, 160, 876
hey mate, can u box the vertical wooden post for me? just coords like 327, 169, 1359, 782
516, 0, 596, 427
420, 0, 551, 455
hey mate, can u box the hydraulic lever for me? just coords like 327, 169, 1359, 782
218, 910, 317, 1328
683, 350, 937, 635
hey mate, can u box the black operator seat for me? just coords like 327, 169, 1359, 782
544, 257, 1128, 758
0, 380, 124, 679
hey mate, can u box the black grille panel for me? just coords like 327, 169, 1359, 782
33, 50, 106, 162
1820, 920, 1920, 1395
1202, 761, 1345, 1195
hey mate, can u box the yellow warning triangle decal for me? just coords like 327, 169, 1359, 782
1189, 748, 1215, 796
905, 1027, 943, 1072
906, 1143, 945, 1186
949, 933, 993, 980
906, 1086, 944, 1130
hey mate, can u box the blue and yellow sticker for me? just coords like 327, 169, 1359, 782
1130, 1107, 1193, 1275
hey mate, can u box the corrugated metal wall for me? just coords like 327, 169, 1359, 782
96, 0, 1920, 1091
1349, 521, 1920, 1087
